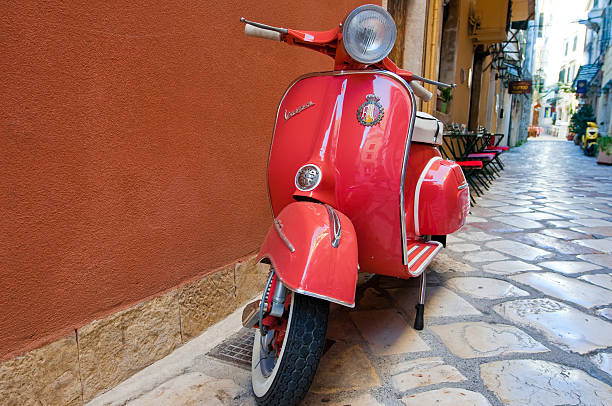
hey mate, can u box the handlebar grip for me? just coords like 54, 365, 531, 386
411, 81, 433, 102
245, 25, 281, 41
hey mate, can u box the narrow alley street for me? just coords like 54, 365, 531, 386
89, 139, 612, 406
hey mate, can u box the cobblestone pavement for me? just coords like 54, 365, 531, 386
90, 138, 612, 406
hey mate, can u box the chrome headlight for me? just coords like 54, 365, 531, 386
342, 5, 397, 65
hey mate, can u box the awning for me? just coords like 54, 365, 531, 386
572, 64, 602, 88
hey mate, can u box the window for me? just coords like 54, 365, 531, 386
573, 35, 577, 51
559, 68, 566, 82
565, 42, 569, 56
538, 13, 544, 38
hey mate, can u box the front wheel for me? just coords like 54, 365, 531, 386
585, 143, 596, 156
251, 289, 329, 406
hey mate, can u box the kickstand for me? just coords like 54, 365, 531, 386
414, 271, 426, 330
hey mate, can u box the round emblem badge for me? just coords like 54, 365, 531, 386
357, 94, 384, 126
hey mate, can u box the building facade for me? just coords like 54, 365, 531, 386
575, 0, 612, 135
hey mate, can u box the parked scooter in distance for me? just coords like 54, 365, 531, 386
583, 121, 599, 156
240, 5, 469, 405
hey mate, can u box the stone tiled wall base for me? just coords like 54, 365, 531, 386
0, 334, 81, 406
0, 255, 269, 405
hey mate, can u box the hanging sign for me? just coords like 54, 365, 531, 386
576, 80, 588, 94
509, 81, 532, 94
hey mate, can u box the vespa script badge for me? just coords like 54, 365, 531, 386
285, 101, 315, 121
357, 94, 384, 126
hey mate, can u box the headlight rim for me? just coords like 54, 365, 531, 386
342, 4, 397, 65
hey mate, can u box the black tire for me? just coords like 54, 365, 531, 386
251, 292, 329, 406
585, 143, 596, 156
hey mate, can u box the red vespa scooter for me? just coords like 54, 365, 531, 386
240, 5, 469, 405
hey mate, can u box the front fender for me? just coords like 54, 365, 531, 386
258, 202, 358, 307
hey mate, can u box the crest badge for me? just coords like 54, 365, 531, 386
357, 94, 384, 126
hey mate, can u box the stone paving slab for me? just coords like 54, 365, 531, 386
445, 277, 528, 299
493, 298, 612, 354
463, 250, 509, 263
390, 357, 465, 392
481, 260, 541, 275
577, 253, 612, 267
389, 286, 481, 318
512, 233, 597, 255
431, 322, 548, 359
541, 228, 590, 240
590, 352, 612, 376
576, 237, 612, 252
572, 225, 612, 237
455, 231, 500, 242
538, 260, 602, 274
309, 343, 380, 394
516, 212, 562, 221
350, 310, 430, 355
447, 243, 481, 253
571, 218, 612, 227
510, 272, 612, 308
480, 360, 612, 406
596, 307, 612, 320
490, 216, 543, 229
402, 388, 491, 406
485, 240, 552, 261
126, 373, 242, 406
578, 273, 612, 291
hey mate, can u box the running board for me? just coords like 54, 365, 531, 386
406, 241, 443, 277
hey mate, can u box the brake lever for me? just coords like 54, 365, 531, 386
240, 17, 288, 34
411, 73, 456, 89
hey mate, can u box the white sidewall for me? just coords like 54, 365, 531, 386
251, 293, 295, 397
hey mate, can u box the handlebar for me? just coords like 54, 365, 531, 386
244, 24, 281, 41
410, 82, 433, 102
240, 17, 455, 101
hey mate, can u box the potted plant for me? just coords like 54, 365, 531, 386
437, 87, 453, 114
597, 135, 612, 164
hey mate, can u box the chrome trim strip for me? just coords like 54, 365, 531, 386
406, 244, 420, 257
408, 245, 431, 269
409, 242, 443, 277
293, 287, 355, 308
325, 204, 342, 248
458, 183, 469, 190
273, 219, 295, 253
414, 157, 443, 236
398, 78, 418, 265
269, 70, 416, 264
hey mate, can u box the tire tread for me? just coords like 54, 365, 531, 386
255, 293, 329, 406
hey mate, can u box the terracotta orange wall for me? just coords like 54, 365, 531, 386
0, 0, 377, 361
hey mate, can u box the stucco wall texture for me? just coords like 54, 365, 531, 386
0, 0, 377, 361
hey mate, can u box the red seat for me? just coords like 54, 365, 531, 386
456, 160, 483, 168
484, 146, 509, 152
467, 153, 496, 159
